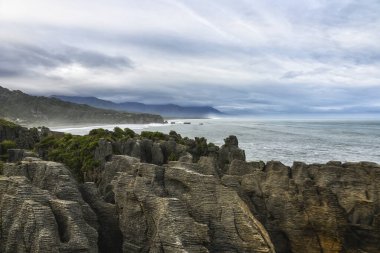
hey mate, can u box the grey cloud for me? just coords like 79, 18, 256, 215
121, 33, 380, 67
23, 25, 236, 57
1, 0, 380, 116
281, 68, 330, 80
281, 71, 304, 79
62, 47, 133, 68
0, 69, 21, 77
35, 25, 256, 58
119, 34, 250, 58
206, 83, 380, 115
0, 42, 133, 77
5, 23, 380, 68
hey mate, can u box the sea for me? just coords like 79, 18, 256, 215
51, 118, 380, 166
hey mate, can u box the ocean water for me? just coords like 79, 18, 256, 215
51, 119, 380, 165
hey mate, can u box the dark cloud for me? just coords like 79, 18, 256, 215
0, 42, 133, 77
0, 68, 21, 77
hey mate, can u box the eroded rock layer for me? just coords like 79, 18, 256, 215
0, 160, 98, 253
1, 136, 380, 253
222, 160, 380, 253
107, 156, 275, 252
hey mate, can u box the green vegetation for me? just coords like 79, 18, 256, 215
36, 127, 139, 181
1, 118, 220, 182
0, 140, 16, 161
33, 127, 218, 182
168, 130, 186, 144
1, 140, 17, 151
0, 118, 18, 128
140, 131, 167, 141
37, 133, 101, 181
195, 137, 208, 153
0, 161, 4, 174
88, 127, 136, 140
124, 128, 136, 138
168, 152, 178, 161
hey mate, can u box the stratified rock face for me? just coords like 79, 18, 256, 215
80, 182, 123, 253
94, 139, 113, 164
2, 134, 380, 253
223, 160, 380, 253
7, 148, 25, 162
107, 155, 276, 253
0, 160, 98, 253
218, 135, 246, 175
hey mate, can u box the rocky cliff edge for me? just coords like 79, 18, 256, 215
1, 136, 380, 253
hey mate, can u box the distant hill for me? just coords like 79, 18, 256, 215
0, 86, 163, 126
52, 95, 223, 118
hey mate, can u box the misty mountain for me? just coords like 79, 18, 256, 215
52, 95, 223, 118
0, 86, 163, 126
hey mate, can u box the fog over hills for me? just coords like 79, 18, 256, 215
0, 86, 163, 126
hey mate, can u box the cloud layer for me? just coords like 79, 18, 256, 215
0, 0, 379, 115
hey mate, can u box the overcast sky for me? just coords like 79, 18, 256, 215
1, 0, 380, 115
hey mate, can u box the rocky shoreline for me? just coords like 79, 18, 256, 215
1, 120, 380, 253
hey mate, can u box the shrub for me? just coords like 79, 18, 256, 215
124, 128, 136, 138
140, 131, 166, 141
89, 127, 135, 141
207, 142, 219, 151
113, 127, 125, 139
194, 137, 208, 156
35, 127, 140, 182
89, 128, 109, 137
0, 140, 16, 154
169, 130, 183, 143
35, 134, 103, 182
168, 152, 178, 161
34, 126, 219, 181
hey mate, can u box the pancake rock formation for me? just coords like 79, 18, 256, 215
1, 135, 380, 253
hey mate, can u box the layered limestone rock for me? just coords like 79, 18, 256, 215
107, 155, 276, 253
0, 160, 98, 253
218, 135, 246, 175
223, 160, 380, 253
80, 182, 123, 253
2, 134, 380, 253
